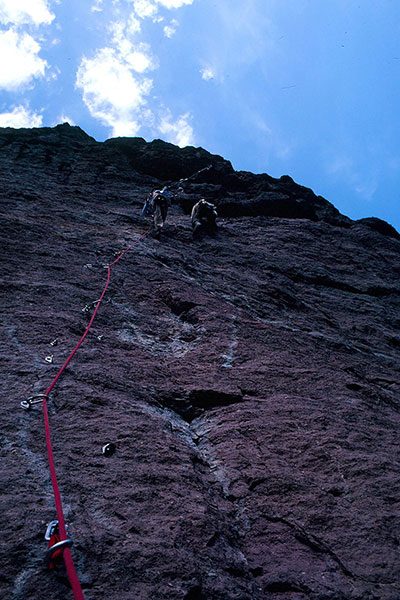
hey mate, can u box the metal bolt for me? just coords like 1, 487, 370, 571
102, 443, 116, 456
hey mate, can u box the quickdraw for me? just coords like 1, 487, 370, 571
45, 520, 73, 570
21, 394, 49, 410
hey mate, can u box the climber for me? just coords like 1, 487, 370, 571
191, 199, 218, 236
142, 187, 171, 237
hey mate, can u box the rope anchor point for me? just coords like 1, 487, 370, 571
21, 394, 49, 410
45, 519, 74, 569
82, 298, 101, 313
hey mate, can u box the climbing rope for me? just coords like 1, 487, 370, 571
24, 226, 151, 599
23, 165, 213, 596
162, 164, 213, 195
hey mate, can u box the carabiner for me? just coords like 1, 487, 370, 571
21, 394, 49, 410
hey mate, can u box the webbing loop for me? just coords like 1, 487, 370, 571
46, 539, 74, 568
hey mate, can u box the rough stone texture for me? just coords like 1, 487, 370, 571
1, 124, 400, 600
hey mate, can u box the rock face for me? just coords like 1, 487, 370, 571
1, 123, 400, 600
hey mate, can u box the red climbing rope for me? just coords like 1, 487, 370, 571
40, 227, 151, 599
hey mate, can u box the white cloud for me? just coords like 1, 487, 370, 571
164, 19, 178, 37
109, 19, 158, 73
133, 0, 193, 20
0, 29, 48, 90
76, 47, 153, 136
109, 15, 141, 40
124, 46, 156, 72
156, 0, 193, 8
133, 0, 158, 19
111, 117, 141, 137
76, 0, 196, 140
109, 20, 157, 72
0, 0, 54, 26
158, 111, 194, 147
126, 13, 142, 34
91, 0, 104, 12
201, 67, 215, 81
57, 114, 76, 126
0, 104, 43, 127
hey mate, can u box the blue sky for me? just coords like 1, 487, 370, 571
0, 0, 399, 231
